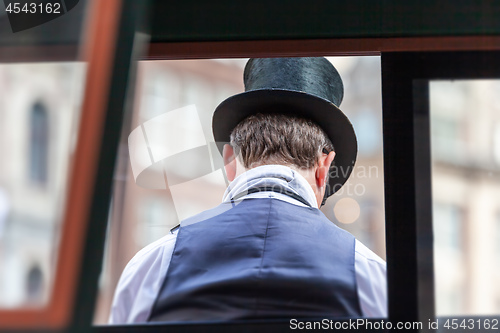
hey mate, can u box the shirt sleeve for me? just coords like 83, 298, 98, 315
354, 239, 388, 318
108, 232, 178, 324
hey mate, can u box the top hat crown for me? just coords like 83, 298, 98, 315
244, 57, 344, 107
212, 57, 357, 197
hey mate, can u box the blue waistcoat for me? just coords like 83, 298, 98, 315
148, 198, 361, 322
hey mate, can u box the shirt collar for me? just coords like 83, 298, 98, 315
222, 165, 318, 208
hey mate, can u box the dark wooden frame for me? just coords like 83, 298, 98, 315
0, 0, 144, 330
98, 51, 500, 333
382, 51, 500, 330
3, 0, 500, 331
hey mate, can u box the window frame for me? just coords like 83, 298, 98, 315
381, 51, 500, 326
0, 0, 129, 329
3, 1, 500, 332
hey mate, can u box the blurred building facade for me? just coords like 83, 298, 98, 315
5, 58, 498, 323
0, 63, 83, 307
431, 80, 500, 315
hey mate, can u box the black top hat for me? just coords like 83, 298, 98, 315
212, 57, 357, 197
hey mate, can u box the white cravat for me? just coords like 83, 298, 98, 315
223, 165, 318, 208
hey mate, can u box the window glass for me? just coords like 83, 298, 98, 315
431, 80, 500, 316
95, 56, 386, 324
0, 62, 85, 308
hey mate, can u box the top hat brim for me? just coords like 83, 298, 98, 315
212, 89, 357, 197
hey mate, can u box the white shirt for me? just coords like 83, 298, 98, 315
109, 165, 387, 324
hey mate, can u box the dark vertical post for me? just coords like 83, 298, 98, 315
412, 79, 435, 327
68, 0, 150, 331
381, 53, 420, 325
382, 53, 436, 329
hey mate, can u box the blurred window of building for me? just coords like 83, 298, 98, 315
496, 212, 500, 260
25, 264, 44, 306
137, 197, 175, 248
431, 116, 461, 161
430, 81, 468, 165
433, 203, 463, 253
139, 69, 181, 122
433, 203, 465, 314
494, 122, 500, 165
431, 80, 500, 316
29, 102, 49, 185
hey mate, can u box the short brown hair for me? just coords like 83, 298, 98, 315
229, 113, 334, 170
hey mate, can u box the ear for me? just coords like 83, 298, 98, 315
223, 144, 237, 182
315, 151, 336, 188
